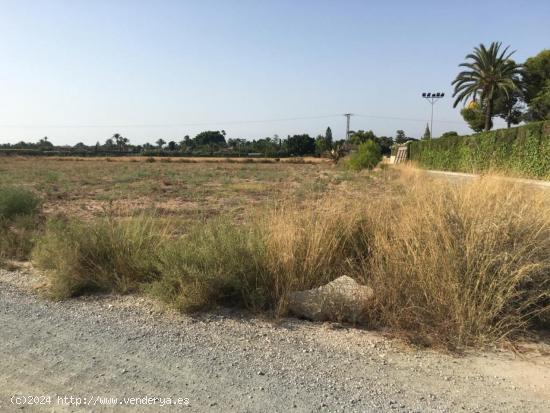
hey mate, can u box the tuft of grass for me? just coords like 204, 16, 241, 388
0, 186, 41, 221
0, 186, 42, 262
149, 219, 269, 312
33, 215, 170, 298
359, 174, 550, 347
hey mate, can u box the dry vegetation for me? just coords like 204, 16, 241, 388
1, 157, 549, 349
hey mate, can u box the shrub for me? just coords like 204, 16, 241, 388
33, 215, 170, 298
149, 219, 269, 312
0, 215, 40, 262
347, 140, 382, 171
359, 174, 550, 347
0, 186, 41, 221
150, 198, 366, 314
0, 186, 42, 262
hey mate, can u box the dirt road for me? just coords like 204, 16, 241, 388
1, 268, 549, 412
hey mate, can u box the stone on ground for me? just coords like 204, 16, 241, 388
287, 276, 373, 323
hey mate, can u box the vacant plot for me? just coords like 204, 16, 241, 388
0, 157, 390, 223
1, 157, 549, 349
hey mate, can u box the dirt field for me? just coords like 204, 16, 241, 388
0, 157, 392, 222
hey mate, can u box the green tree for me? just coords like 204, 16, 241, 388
452, 42, 522, 131
440, 131, 459, 139
347, 140, 382, 171
422, 123, 431, 140
194, 131, 226, 146
37, 136, 53, 149
395, 130, 407, 144
349, 130, 376, 145
460, 105, 490, 132
167, 141, 178, 151
522, 50, 550, 121
112, 133, 129, 152
156, 138, 166, 149
493, 89, 523, 128
285, 134, 315, 156
325, 127, 333, 147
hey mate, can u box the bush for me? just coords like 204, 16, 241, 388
0, 186, 42, 262
409, 121, 550, 179
149, 219, 269, 312
347, 140, 382, 170
359, 174, 550, 347
0, 186, 41, 221
149, 199, 365, 314
33, 215, 169, 298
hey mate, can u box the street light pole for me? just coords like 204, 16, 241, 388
421, 92, 444, 139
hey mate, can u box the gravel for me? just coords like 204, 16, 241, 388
1, 268, 549, 412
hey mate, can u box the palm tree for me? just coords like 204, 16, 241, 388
452, 42, 522, 131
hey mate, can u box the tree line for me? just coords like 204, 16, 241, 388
0, 127, 425, 157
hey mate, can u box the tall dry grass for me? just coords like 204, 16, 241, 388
33, 170, 550, 348
360, 172, 550, 347
261, 198, 367, 314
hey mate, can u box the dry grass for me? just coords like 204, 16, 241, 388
33, 215, 171, 298
360, 172, 550, 347
261, 198, 367, 314
25, 161, 550, 348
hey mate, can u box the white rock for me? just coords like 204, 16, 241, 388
287, 276, 373, 323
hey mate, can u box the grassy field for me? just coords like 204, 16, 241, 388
1, 157, 549, 349
0, 157, 389, 223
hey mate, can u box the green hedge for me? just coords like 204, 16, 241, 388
409, 121, 550, 179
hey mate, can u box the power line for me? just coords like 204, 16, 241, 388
0, 112, 467, 129
354, 113, 465, 125
0, 114, 343, 129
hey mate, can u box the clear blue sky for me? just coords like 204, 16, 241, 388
1, 0, 549, 145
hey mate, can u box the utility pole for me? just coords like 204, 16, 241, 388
421, 92, 444, 139
343, 113, 353, 141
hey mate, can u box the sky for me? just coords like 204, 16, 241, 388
0, 0, 549, 145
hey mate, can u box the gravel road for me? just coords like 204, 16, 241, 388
1, 267, 549, 412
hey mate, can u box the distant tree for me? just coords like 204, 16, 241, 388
422, 123, 431, 140
38, 136, 53, 149
395, 130, 407, 144
194, 131, 226, 146
285, 134, 315, 156
461, 103, 490, 132
440, 131, 459, 139
376, 136, 394, 155
315, 135, 329, 155
112, 133, 129, 152
452, 42, 522, 131
325, 127, 333, 147
167, 141, 178, 151
347, 140, 382, 171
314, 128, 333, 155
156, 138, 166, 148
104, 138, 115, 149
349, 130, 376, 145
493, 89, 523, 128
522, 49, 550, 121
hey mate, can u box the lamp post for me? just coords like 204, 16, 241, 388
421, 92, 444, 139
